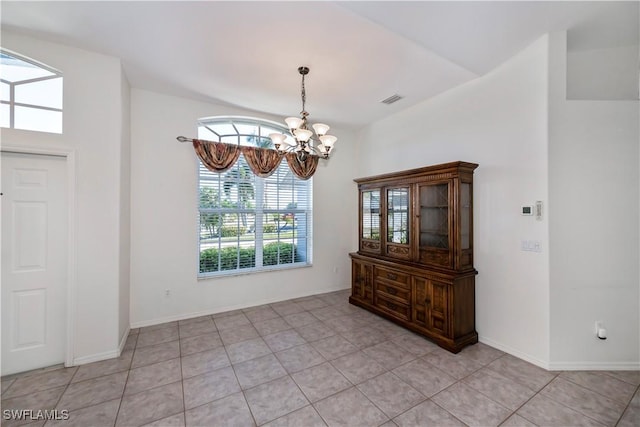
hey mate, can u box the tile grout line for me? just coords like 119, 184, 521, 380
113, 332, 136, 427
179, 322, 188, 427
417, 352, 515, 426
42, 365, 79, 426
502, 370, 562, 427
612, 382, 640, 427
560, 371, 640, 406
428, 397, 473, 427
221, 323, 260, 427
541, 375, 629, 426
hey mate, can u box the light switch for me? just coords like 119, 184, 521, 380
521, 240, 542, 252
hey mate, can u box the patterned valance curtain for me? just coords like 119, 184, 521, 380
191, 138, 319, 180
285, 152, 318, 181
192, 139, 241, 173
242, 146, 283, 178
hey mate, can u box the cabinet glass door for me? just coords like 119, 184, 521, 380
418, 181, 452, 267
460, 183, 471, 250
361, 190, 380, 240
420, 183, 449, 249
387, 188, 409, 244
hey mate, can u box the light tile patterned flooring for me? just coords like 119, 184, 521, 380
2, 289, 639, 427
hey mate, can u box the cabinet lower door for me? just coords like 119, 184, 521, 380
352, 260, 373, 303
412, 277, 450, 336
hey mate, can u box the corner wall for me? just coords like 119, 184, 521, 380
356, 36, 551, 366
548, 31, 640, 369
129, 89, 357, 326
118, 66, 132, 347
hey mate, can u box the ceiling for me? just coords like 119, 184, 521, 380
1, 1, 637, 130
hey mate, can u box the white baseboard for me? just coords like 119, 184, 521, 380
70, 327, 131, 366
479, 335, 640, 371
73, 349, 121, 366
479, 335, 550, 370
118, 326, 131, 355
547, 361, 640, 371
130, 286, 349, 329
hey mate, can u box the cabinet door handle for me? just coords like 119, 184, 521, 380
387, 273, 397, 280
386, 301, 398, 311
386, 286, 397, 295
425, 298, 431, 306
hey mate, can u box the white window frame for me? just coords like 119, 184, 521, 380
1, 49, 63, 133
197, 116, 313, 278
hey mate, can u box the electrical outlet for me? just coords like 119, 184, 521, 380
165, 289, 171, 297
595, 321, 607, 340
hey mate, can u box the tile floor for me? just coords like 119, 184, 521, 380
1, 289, 639, 427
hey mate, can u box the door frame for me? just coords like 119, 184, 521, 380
1, 143, 76, 368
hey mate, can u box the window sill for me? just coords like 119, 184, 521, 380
197, 262, 312, 281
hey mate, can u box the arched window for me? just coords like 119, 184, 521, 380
197, 116, 312, 277
1, 49, 63, 134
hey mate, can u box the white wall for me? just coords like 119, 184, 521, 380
0, 31, 129, 362
549, 32, 640, 369
129, 89, 356, 326
567, 45, 639, 100
356, 36, 551, 366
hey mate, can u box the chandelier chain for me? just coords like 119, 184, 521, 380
301, 72, 306, 115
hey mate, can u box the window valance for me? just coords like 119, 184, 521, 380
180, 137, 318, 180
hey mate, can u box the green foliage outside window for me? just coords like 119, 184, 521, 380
200, 242, 299, 273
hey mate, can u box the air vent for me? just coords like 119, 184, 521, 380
380, 94, 403, 105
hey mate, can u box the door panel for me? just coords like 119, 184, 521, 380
1, 152, 67, 375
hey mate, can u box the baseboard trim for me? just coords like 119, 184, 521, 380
73, 349, 120, 366
478, 335, 550, 370
479, 335, 640, 371
130, 286, 349, 329
118, 326, 131, 355
547, 361, 640, 371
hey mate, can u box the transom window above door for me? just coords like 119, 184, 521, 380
1, 49, 63, 134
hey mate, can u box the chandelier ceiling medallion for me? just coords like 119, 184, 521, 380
269, 66, 337, 160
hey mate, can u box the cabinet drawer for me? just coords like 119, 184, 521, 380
375, 266, 410, 289
376, 294, 410, 321
375, 282, 410, 304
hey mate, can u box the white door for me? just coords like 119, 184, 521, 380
1, 151, 68, 376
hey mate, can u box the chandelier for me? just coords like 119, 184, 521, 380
269, 66, 337, 160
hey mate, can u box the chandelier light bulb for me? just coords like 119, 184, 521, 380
284, 135, 296, 146
319, 134, 337, 148
269, 133, 288, 150
285, 117, 303, 130
293, 128, 313, 142
312, 123, 330, 136
269, 133, 287, 147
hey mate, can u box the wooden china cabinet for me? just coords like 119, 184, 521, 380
350, 161, 478, 353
